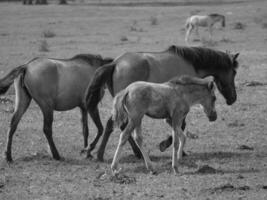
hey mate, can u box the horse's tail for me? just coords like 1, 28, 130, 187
84, 62, 116, 110
0, 65, 26, 95
112, 90, 129, 128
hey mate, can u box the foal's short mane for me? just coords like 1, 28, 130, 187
167, 45, 238, 71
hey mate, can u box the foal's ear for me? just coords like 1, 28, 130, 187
208, 81, 215, 91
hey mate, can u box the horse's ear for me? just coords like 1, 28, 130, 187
233, 53, 239, 60
208, 81, 215, 91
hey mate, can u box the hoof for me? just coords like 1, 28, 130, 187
159, 140, 169, 152
112, 167, 122, 176
182, 151, 188, 157
86, 153, 93, 159
52, 155, 61, 161
150, 170, 157, 175
4, 152, 13, 163
97, 154, 104, 162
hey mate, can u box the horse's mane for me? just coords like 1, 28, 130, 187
208, 13, 224, 18
71, 54, 103, 64
166, 45, 238, 71
71, 54, 113, 66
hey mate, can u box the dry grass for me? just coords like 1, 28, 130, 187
232, 22, 246, 30
150, 16, 159, 25
42, 30, 56, 38
0, 1, 267, 200
39, 39, 49, 52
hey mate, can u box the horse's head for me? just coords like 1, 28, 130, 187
214, 52, 239, 105
201, 81, 217, 122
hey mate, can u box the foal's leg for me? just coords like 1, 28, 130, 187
97, 116, 142, 161
85, 107, 104, 158
5, 77, 31, 162
159, 118, 186, 152
185, 24, 193, 44
111, 121, 135, 174
41, 108, 60, 160
133, 123, 154, 173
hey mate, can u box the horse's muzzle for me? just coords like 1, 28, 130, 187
208, 112, 217, 122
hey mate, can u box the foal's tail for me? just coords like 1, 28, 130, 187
112, 90, 129, 129
0, 65, 26, 95
84, 62, 116, 110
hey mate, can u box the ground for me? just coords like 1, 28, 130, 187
0, 0, 267, 199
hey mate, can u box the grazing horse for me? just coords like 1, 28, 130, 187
111, 76, 217, 174
185, 13, 225, 43
0, 54, 113, 162
85, 45, 239, 161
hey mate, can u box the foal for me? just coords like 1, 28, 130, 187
185, 13, 225, 43
111, 76, 217, 174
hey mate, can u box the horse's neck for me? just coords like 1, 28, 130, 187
196, 68, 215, 78
182, 85, 206, 106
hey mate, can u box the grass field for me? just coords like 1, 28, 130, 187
0, 1, 267, 199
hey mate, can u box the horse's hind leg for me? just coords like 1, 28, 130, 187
5, 77, 31, 162
133, 122, 154, 173
120, 122, 143, 159
85, 107, 104, 158
97, 116, 114, 161
111, 120, 135, 174
41, 108, 60, 160
80, 108, 89, 150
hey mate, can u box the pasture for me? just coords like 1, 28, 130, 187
0, 0, 267, 199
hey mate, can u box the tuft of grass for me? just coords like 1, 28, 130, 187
39, 40, 49, 52
220, 37, 233, 43
42, 30, 56, 38
232, 22, 246, 30
262, 22, 267, 29
120, 35, 128, 42
150, 16, 158, 26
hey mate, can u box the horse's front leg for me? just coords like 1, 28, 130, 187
159, 118, 187, 154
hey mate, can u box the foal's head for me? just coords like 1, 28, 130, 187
200, 81, 217, 122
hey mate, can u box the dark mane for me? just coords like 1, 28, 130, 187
166, 45, 237, 71
71, 54, 103, 65
209, 13, 224, 18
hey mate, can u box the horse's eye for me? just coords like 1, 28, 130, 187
213, 96, 216, 101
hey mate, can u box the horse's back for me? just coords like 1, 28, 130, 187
24, 58, 94, 110
112, 51, 196, 95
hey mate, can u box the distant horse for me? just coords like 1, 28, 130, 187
0, 54, 113, 162
185, 13, 225, 43
111, 76, 217, 174
85, 45, 239, 161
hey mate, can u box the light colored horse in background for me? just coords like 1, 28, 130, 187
185, 13, 225, 43
111, 75, 217, 174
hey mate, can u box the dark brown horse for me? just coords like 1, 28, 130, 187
85, 45, 239, 161
0, 54, 113, 162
